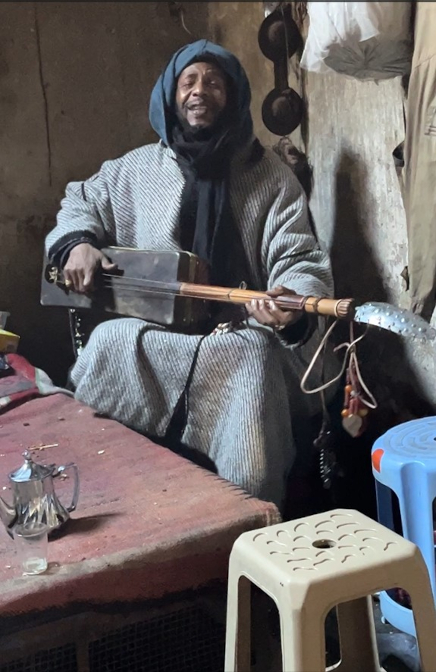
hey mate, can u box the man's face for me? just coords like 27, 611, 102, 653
176, 62, 228, 129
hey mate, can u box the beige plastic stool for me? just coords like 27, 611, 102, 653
225, 508, 436, 672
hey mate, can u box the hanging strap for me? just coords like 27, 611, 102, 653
164, 335, 207, 444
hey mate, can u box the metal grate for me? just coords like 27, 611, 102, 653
0, 595, 226, 672
0, 643, 77, 672
89, 604, 225, 672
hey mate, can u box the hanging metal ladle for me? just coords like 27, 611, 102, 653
258, 4, 305, 136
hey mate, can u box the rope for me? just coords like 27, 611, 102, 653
300, 319, 378, 410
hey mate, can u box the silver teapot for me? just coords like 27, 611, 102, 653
0, 451, 79, 536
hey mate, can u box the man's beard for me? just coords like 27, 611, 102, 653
176, 106, 220, 138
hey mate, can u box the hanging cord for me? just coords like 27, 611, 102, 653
281, 3, 291, 87
342, 321, 377, 410
313, 326, 336, 490
300, 319, 378, 410
164, 334, 207, 445
180, 7, 192, 36
167, 2, 192, 36
292, 1, 308, 30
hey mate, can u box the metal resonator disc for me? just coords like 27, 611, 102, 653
354, 302, 436, 342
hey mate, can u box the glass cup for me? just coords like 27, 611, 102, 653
14, 522, 49, 575
0, 311, 9, 329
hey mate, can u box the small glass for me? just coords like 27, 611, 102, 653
0, 311, 9, 329
14, 522, 48, 575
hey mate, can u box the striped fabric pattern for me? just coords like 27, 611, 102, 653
45, 141, 334, 508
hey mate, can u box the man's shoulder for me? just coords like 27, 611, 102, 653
101, 142, 167, 175
248, 146, 302, 193
260, 147, 297, 178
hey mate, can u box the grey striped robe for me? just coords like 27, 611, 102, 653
45, 140, 335, 508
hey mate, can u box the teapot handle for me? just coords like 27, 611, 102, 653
56, 463, 80, 512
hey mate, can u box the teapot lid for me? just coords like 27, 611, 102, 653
10, 451, 54, 482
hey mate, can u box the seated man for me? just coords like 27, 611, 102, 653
45, 40, 334, 510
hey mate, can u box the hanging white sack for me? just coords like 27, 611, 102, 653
300, 2, 412, 80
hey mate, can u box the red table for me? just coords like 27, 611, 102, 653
0, 394, 280, 618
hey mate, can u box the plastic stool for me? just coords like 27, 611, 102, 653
224, 508, 436, 672
372, 417, 436, 636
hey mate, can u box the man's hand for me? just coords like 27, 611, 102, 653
63, 243, 117, 293
246, 285, 302, 330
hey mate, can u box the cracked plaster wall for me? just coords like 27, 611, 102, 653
1, 1, 434, 410
0, 1, 209, 381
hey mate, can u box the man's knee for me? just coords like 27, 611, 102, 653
203, 326, 276, 367
88, 318, 143, 347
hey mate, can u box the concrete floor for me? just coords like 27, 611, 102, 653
373, 601, 418, 672
326, 599, 418, 672
253, 593, 419, 672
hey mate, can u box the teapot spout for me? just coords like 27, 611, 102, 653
0, 496, 16, 529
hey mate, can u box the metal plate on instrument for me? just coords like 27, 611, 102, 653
354, 302, 436, 342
